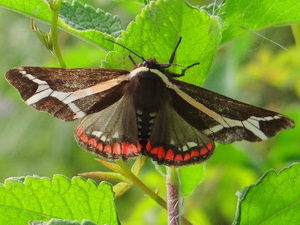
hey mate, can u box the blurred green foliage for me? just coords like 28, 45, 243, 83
0, 0, 299, 225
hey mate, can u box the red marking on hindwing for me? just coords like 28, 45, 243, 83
129, 143, 138, 154
80, 134, 88, 143
121, 142, 135, 156
150, 147, 164, 158
191, 150, 200, 157
165, 150, 174, 161
184, 153, 191, 161
75, 128, 84, 137
157, 148, 165, 160
128, 144, 137, 155
200, 148, 208, 155
137, 142, 141, 152
121, 142, 129, 154
103, 144, 111, 154
207, 142, 214, 151
112, 144, 120, 155
113, 143, 121, 155
104, 145, 113, 154
146, 141, 151, 152
150, 147, 158, 155
174, 154, 183, 162
88, 138, 97, 147
75, 126, 214, 165
96, 143, 103, 151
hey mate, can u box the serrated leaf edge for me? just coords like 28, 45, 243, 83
233, 163, 300, 225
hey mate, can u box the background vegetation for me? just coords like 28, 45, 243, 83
0, 0, 299, 224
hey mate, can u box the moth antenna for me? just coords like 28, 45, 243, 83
169, 37, 182, 64
128, 55, 136, 65
240, 26, 287, 50
105, 39, 146, 61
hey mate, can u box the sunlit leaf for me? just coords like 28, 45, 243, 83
0, 175, 119, 225
0, 0, 122, 50
178, 164, 205, 197
219, 0, 300, 44
30, 218, 97, 225
60, 1, 121, 37
233, 163, 300, 225
103, 0, 222, 86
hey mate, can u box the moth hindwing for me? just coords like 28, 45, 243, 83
6, 40, 295, 166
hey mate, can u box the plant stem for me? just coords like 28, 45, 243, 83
50, 0, 66, 67
167, 167, 180, 225
116, 160, 167, 209
117, 161, 192, 225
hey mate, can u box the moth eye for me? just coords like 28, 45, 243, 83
140, 61, 147, 66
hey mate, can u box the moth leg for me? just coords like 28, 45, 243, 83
168, 62, 200, 78
178, 62, 201, 77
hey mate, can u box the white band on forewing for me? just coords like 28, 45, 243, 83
22, 70, 127, 119
140, 67, 280, 141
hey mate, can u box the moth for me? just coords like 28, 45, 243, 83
5, 38, 295, 166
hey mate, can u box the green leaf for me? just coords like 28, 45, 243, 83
30, 218, 97, 225
219, 0, 300, 44
112, 0, 147, 3
154, 163, 205, 197
178, 164, 205, 197
103, 0, 222, 85
233, 163, 300, 225
80, 171, 131, 183
60, 1, 121, 37
0, 175, 119, 225
0, 0, 122, 50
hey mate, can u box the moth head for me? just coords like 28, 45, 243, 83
139, 58, 171, 70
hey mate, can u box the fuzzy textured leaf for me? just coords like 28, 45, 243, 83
0, 175, 119, 225
60, 1, 121, 37
0, 0, 122, 50
103, 0, 222, 86
233, 163, 300, 225
30, 218, 97, 225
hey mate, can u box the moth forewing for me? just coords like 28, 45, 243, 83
169, 79, 295, 144
5, 66, 130, 121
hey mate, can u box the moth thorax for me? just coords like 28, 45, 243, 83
128, 70, 167, 111
136, 109, 157, 147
